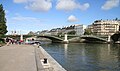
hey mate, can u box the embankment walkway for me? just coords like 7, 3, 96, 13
0, 45, 66, 71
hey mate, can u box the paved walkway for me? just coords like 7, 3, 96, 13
0, 45, 38, 71
0, 44, 66, 71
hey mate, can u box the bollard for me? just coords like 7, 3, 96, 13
38, 45, 39, 48
44, 58, 47, 64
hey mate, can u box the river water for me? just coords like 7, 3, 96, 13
41, 43, 120, 71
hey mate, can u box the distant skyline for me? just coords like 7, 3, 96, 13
0, 0, 120, 34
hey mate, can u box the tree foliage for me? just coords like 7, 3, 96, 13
111, 32, 120, 43
0, 4, 7, 38
67, 30, 76, 35
84, 28, 93, 35
28, 31, 35, 35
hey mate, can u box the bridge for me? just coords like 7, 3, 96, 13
37, 35, 64, 43
111, 32, 120, 43
5, 34, 109, 43
5, 35, 66, 43
80, 35, 108, 43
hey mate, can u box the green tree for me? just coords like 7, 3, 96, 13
67, 30, 76, 35
111, 31, 120, 43
28, 31, 35, 35
0, 4, 7, 38
84, 28, 93, 35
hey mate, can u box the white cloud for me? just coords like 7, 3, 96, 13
25, 0, 52, 12
13, 0, 52, 12
13, 0, 27, 3
56, 0, 89, 11
67, 15, 78, 22
79, 3, 89, 11
102, 0, 120, 10
11, 15, 42, 23
7, 14, 44, 32
12, 16, 38, 22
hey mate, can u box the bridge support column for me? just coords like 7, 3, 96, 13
63, 34, 69, 43
20, 34, 23, 42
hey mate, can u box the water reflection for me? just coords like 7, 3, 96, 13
107, 44, 111, 55
81, 47, 86, 64
42, 43, 120, 71
64, 44, 68, 59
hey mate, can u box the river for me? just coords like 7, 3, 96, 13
41, 43, 120, 71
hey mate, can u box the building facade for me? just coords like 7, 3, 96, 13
75, 25, 86, 36
87, 25, 94, 32
93, 20, 119, 36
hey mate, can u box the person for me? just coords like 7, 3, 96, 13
6, 37, 10, 46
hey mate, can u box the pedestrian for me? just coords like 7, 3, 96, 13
6, 37, 10, 46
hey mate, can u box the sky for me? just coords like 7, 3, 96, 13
0, 0, 120, 34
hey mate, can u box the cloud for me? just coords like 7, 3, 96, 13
7, 14, 45, 33
13, 0, 52, 12
79, 3, 89, 11
25, 0, 52, 12
13, 0, 27, 3
12, 16, 39, 22
56, 0, 89, 11
101, 0, 120, 10
8, 14, 44, 26
67, 15, 78, 22
11, 15, 43, 24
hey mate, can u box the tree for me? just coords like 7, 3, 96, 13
115, 18, 118, 21
0, 4, 7, 38
111, 31, 120, 43
67, 30, 76, 35
84, 28, 93, 35
28, 31, 35, 35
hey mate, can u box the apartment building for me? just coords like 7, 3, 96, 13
87, 25, 94, 32
93, 20, 119, 36
75, 25, 86, 36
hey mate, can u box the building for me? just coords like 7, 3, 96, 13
87, 25, 94, 32
37, 24, 86, 36
39, 30, 50, 35
75, 25, 86, 36
49, 28, 62, 36
60, 24, 86, 36
93, 20, 119, 36
118, 20, 120, 31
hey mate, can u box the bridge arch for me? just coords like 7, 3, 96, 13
80, 35, 108, 43
37, 35, 64, 43
111, 32, 120, 43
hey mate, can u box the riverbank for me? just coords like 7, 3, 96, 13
37, 45, 67, 71
0, 44, 66, 71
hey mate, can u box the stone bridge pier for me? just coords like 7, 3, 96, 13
107, 35, 111, 43
63, 34, 69, 43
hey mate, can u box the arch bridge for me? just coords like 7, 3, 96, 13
5, 35, 65, 43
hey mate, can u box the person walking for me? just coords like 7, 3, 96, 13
6, 37, 11, 46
